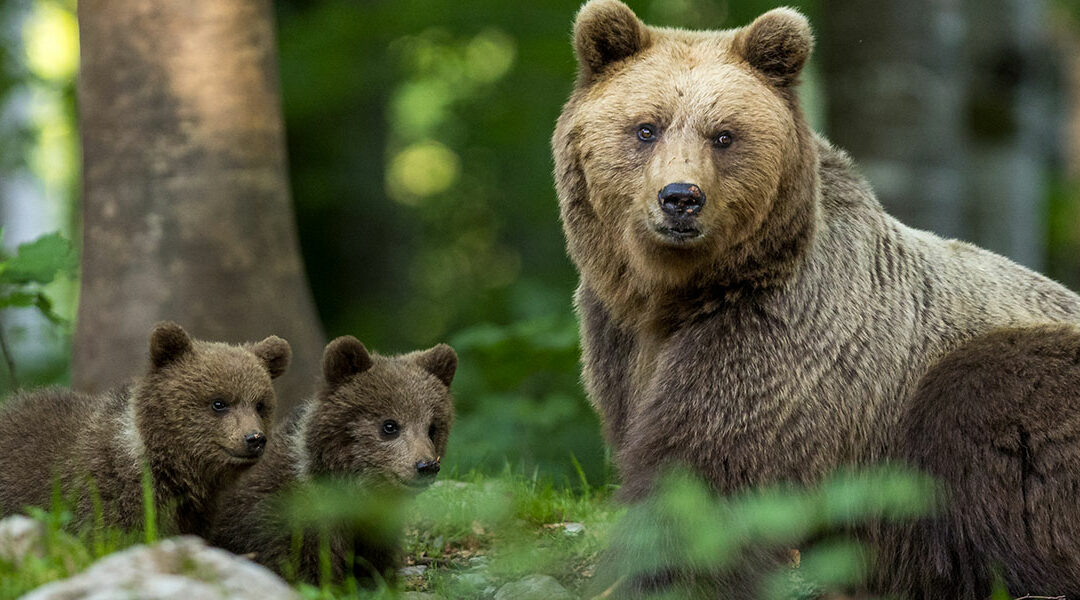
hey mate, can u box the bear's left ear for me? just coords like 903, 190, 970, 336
149, 321, 193, 370
573, 0, 651, 84
412, 344, 458, 387
323, 336, 374, 387
250, 336, 292, 379
733, 7, 813, 87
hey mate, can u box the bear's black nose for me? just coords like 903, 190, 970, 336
658, 182, 706, 216
416, 459, 441, 478
244, 432, 266, 455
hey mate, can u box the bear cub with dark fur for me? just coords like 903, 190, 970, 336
0, 322, 290, 537
209, 336, 456, 584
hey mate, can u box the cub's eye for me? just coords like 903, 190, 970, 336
428, 424, 437, 441
714, 131, 734, 148
255, 401, 267, 415
211, 398, 228, 413
636, 124, 657, 142
381, 420, 400, 437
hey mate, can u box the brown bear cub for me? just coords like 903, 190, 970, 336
209, 336, 456, 584
875, 323, 1080, 598
0, 322, 290, 537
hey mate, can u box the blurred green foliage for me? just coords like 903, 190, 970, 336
0, 231, 75, 390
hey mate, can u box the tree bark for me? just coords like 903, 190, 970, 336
74, 0, 325, 412
819, 0, 1056, 270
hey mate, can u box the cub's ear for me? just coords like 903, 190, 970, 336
250, 336, 291, 379
322, 336, 373, 387
733, 7, 813, 87
412, 343, 458, 387
573, 0, 651, 83
149, 321, 193, 370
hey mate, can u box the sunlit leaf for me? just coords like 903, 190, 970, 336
0, 232, 76, 285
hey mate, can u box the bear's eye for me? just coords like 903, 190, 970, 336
381, 420, 400, 438
714, 131, 734, 149
636, 124, 657, 142
428, 424, 437, 441
255, 401, 267, 415
210, 398, 228, 413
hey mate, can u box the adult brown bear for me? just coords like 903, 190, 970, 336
552, 0, 1080, 596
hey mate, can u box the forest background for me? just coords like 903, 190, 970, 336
3, 0, 1080, 489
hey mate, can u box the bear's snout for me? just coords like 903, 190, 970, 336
658, 182, 705, 217
415, 458, 441, 479
243, 431, 266, 456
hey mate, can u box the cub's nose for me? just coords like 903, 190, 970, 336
244, 431, 266, 456
658, 182, 706, 216
416, 459, 441, 478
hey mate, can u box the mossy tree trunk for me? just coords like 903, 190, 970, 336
74, 0, 325, 412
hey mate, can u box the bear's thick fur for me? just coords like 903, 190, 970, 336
877, 323, 1080, 598
208, 336, 456, 584
553, 0, 1080, 595
0, 322, 290, 537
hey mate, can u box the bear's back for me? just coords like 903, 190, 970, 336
807, 136, 1080, 452
0, 387, 123, 516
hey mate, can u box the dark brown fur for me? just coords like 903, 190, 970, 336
555, 1, 1080, 597
208, 336, 456, 584
0, 322, 290, 537
871, 324, 1080, 598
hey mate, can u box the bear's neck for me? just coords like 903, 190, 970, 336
131, 389, 225, 536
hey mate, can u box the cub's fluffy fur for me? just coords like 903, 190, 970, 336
209, 336, 456, 583
0, 322, 290, 536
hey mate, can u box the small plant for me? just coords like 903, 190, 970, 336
0, 230, 77, 390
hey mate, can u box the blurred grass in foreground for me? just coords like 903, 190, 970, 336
0, 463, 988, 600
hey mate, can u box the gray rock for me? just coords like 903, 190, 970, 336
20, 536, 298, 600
456, 572, 492, 588
562, 522, 585, 536
399, 565, 429, 577
494, 575, 575, 600
0, 515, 45, 566
401, 593, 439, 600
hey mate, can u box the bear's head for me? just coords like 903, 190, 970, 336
300, 336, 456, 493
136, 321, 291, 480
554, 1, 819, 320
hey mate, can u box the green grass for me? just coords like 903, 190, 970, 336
0, 468, 618, 600
0, 465, 1023, 600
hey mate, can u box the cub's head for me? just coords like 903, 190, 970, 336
137, 322, 291, 475
302, 336, 456, 493
555, 1, 818, 299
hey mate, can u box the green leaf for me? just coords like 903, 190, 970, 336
33, 293, 68, 325
0, 232, 77, 285
0, 291, 37, 308
0, 291, 68, 325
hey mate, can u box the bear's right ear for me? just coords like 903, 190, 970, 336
250, 335, 292, 380
149, 321, 193, 370
733, 7, 813, 87
573, 0, 650, 84
322, 336, 373, 387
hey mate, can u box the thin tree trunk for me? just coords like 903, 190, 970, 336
74, 0, 325, 412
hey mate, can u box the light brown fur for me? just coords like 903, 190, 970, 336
0, 322, 289, 537
555, 1, 1080, 596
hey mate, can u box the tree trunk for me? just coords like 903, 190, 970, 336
819, 0, 1056, 270
74, 0, 325, 412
